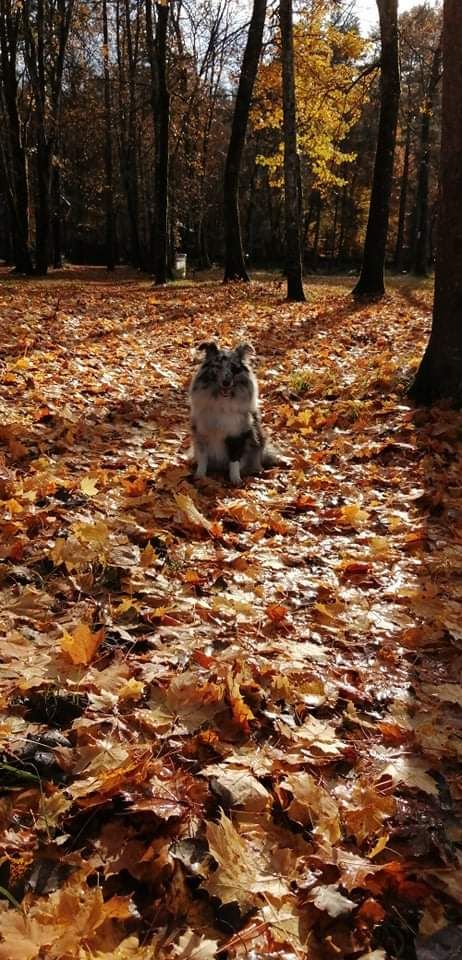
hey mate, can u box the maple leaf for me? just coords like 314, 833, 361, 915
277, 715, 345, 757
201, 763, 272, 812
83, 938, 156, 959
203, 810, 290, 911
70, 749, 153, 807
310, 883, 356, 917
172, 930, 220, 959
279, 772, 341, 844
79, 476, 99, 496
266, 602, 289, 623
226, 670, 255, 732
339, 503, 369, 527
60, 623, 104, 665
72, 519, 109, 546
381, 757, 439, 797
174, 492, 222, 537
340, 784, 396, 843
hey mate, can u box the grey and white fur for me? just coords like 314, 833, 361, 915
189, 341, 281, 485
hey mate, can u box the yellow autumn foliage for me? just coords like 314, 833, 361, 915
253, 0, 373, 191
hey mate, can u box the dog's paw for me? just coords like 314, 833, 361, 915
229, 462, 242, 485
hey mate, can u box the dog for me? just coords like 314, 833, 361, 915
189, 341, 281, 484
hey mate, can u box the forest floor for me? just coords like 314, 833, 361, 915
0, 267, 461, 960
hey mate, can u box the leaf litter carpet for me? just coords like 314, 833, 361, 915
0, 269, 461, 960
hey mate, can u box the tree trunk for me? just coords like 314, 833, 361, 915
35, 140, 52, 276
409, 0, 462, 405
223, 0, 266, 282
146, 0, 170, 285
337, 183, 348, 264
124, 0, 141, 267
7, 135, 32, 274
353, 0, 400, 298
102, 0, 116, 270
279, 0, 305, 302
307, 190, 321, 271
23, 0, 74, 275
329, 191, 339, 269
0, 0, 33, 273
393, 113, 411, 270
412, 37, 442, 277
51, 163, 62, 268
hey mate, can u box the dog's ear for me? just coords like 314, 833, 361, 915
235, 342, 254, 361
198, 341, 219, 357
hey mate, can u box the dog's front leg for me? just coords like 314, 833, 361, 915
226, 434, 246, 486
195, 447, 208, 479
229, 460, 242, 485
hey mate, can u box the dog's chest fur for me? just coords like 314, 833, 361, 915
191, 390, 254, 466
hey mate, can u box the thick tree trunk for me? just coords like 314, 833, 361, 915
146, 0, 170, 285
223, 0, 266, 282
353, 0, 400, 298
410, 0, 462, 405
0, 2, 33, 274
279, 0, 305, 302
412, 38, 442, 277
23, 0, 74, 275
8, 138, 33, 274
102, 0, 115, 270
393, 114, 411, 270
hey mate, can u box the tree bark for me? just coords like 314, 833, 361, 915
35, 140, 52, 276
223, 0, 266, 282
124, 0, 141, 266
0, 0, 33, 274
412, 36, 442, 276
51, 163, 62, 268
102, 0, 116, 270
146, 0, 170, 285
410, 0, 462, 405
279, 0, 305, 301
393, 113, 411, 270
23, 0, 74, 275
353, 0, 400, 298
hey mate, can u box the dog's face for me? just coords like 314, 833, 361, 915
191, 342, 255, 400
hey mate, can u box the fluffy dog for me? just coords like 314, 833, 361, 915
189, 341, 281, 484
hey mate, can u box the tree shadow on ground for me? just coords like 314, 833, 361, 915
386, 402, 462, 945
0, 266, 148, 286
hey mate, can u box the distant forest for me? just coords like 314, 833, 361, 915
0, 0, 442, 276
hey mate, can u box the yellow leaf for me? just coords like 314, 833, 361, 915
14, 356, 31, 369
3, 499, 23, 514
118, 679, 145, 701
73, 520, 109, 545
339, 503, 369, 527
368, 834, 389, 859
80, 476, 99, 496
60, 623, 104, 665
114, 597, 136, 616
140, 542, 157, 567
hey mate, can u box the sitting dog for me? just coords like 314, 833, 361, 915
189, 341, 281, 484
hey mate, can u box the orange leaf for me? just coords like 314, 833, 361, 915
266, 603, 289, 623
60, 623, 104, 665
